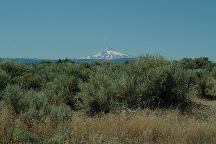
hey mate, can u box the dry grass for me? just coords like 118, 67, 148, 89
0, 106, 15, 143
1, 99, 216, 143
71, 110, 216, 144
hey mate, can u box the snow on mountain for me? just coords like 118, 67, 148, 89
83, 48, 130, 60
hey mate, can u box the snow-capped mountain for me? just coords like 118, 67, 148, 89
83, 48, 130, 60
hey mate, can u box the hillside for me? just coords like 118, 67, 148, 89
0, 56, 216, 143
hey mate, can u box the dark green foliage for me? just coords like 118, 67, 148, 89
50, 104, 71, 121
64, 63, 91, 82
78, 56, 195, 114
211, 67, 216, 79
3, 85, 23, 113
45, 76, 79, 109
56, 58, 74, 64
0, 61, 28, 77
20, 91, 49, 121
194, 69, 213, 98
179, 57, 215, 70
114, 75, 139, 109
79, 72, 115, 114
0, 68, 11, 92
88, 98, 111, 115
21, 73, 43, 90
14, 128, 46, 143
137, 66, 190, 109
3, 85, 48, 120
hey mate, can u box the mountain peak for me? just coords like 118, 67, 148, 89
104, 47, 115, 51
83, 48, 130, 60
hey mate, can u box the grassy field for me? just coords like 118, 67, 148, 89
1, 98, 216, 144
70, 98, 216, 144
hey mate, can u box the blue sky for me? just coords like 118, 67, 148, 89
0, 0, 215, 60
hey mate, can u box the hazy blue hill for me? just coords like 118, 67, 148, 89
0, 58, 134, 64
0, 58, 56, 64
0, 49, 134, 64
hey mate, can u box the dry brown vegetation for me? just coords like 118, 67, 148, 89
1, 98, 216, 143
71, 100, 216, 144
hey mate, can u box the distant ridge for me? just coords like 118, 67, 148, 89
0, 57, 133, 64
0, 58, 56, 64
0, 49, 132, 64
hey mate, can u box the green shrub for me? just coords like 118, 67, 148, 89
2, 56, 214, 117
19, 91, 48, 121
3, 85, 48, 119
137, 65, 190, 109
3, 85, 23, 113
50, 104, 71, 121
135, 55, 168, 72
88, 97, 111, 115
45, 78, 66, 104
195, 69, 213, 98
45, 76, 79, 109
113, 75, 139, 109
21, 73, 43, 90
0, 101, 4, 110
64, 63, 91, 82
179, 57, 214, 70
211, 67, 216, 79
79, 70, 116, 114
0, 68, 11, 92
0, 61, 28, 78
79, 59, 192, 114
14, 127, 46, 143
